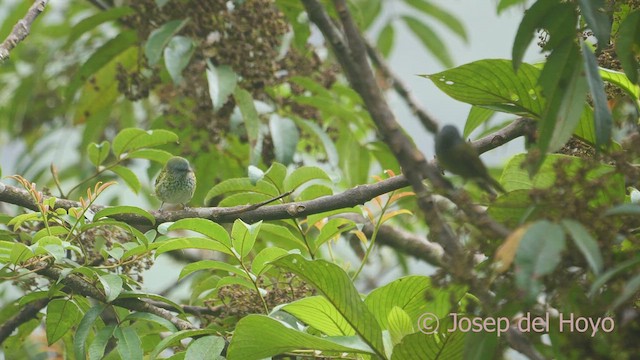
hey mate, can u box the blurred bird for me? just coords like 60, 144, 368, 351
154, 156, 196, 209
435, 125, 505, 194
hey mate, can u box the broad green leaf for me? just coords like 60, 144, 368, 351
604, 203, 640, 216
168, 218, 231, 246
110, 165, 141, 193
578, 0, 611, 51
10, 242, 35, 264
66, 7, 135, 47
218, 192, 272, 207
512, 0, 576, 70
463, 331, 499, 360
269, 115, 299, 165
226, 315, 372, 359
355, 0, 382, 29
424, 60, 544, 117
231, 219, 262, 258
537, 42, 589, 156
404, 0, 467, 42
164, 35, 195, 84
284, 166, 331, 192
217, 275, 256, 291
464, 106, 495, 138
112, 128, 179, 157
599, 68, 640, 99
297, 184, 333, 201
204, 178, 281, 204
390, 329, 465, 360
97, 274, 123, 302
561, 220, 603, 275
314, 218, 356, 251
377, 22, 394, 58
74, 304, 107, 360
145, 18, 190, 65
46, 299, 82, 345
497, 0, 527, 14
387, 306, 413, 345
402, 16, 453, 68
127, 148, 174, 163
515, 220, 566, 302
616, 10, 640, 84
272, 254, 386, 358
235, 88, 260, 163
66, 30, 138, 100
94, 206, 155, 226
179, 260, 248, 280
88, 324, 116, 360
251, 247, 290, 275
114, 326, 143, 360
282, 296, 355, 336
259, 223, 307, 250
149, 329, 218, 360
122, 312, 178, 333
185, 336, 226, 360
207, 63, 238, 111
87, 141, 110, 167
263, 162, 287, 191
293, 118, 340, 167
156, 237, 232, 257
611, 273, 640, 309
581, 40, 612, 150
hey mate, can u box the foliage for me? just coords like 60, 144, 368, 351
0, 0, 640, 359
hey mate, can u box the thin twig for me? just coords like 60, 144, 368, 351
0, 0, 48, 62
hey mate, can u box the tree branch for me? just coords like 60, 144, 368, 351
35, 264, 196, 330
0, 0, 48, 62
0, 298, 49, 344
472, 117, 536, 153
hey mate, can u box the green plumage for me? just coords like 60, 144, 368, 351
155, 156, 196, 208
435, 125, 505, 194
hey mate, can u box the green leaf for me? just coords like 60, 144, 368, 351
611, 273, 640, 309
589, 256, 640, 297
149, 329, 218, 360
263, 162, 287, 191
112, 128, 179, 157
269, 115, 299, 165
204, 178, 280, 204
155, 237, 232, 257
127, 148, 174, 164
168, 218, 231, 246
616, 10, 640, 84
114, 326, 143, 360
512, 0, 576, 70
391, 329, 465, 360
387, 306, 413, 345
74, 304, 107, 360
185, 336, 226, 360
179, 260, 248, 280
404, 0, 467, 42
234, 88, 260, 163
110, 165, 141, 193
581, 40, 612, 150
259, 223, 307, 249
282, 296, 355, 336
464, 106, 495, 138
231, 219, 262, 259
578, 0, 611, 51
46, 299, 82, 345
251, 247, 290, 276
284, 166, 331, 192
10, 242, 35, 264
377, 22, 395, 58
497, 0, 527, 14
561, 219, 603, 275
604, 203, 640, 216
599, 68, 640, 99
145, 18, 190, 66
88, 324, 116, 360
66, 30, 138, 100
314, 218, 356, 251
294, 118, 339, 167
87, 141, 111, 167
206, 63, 238, 112
515, 220, 566, 302
227, 315, 372, 359
97, 274, 123, 302
66, 7, 135, 47
424, 59, 544, 117
94, 206, 155, 226
402, 16, 453, 68
537, 42, 589, 156
122, 312, 178, 333
164, 35, 195, 84
272, 254, 386, 358
297, 184, 333, 201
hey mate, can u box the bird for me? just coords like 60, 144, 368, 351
435, 125, 505, 194
154, 156, 196, 209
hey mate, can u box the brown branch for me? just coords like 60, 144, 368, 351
364, 39, 439, 133
0, 298, 49, 344
0, 0, 48, 62
34, 264, 196, 331
472, 117, 536, 153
